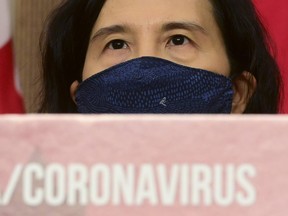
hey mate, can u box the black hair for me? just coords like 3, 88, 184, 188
209, 0, 282, 113
39, 0, 106, 113
39, 0, 282, 113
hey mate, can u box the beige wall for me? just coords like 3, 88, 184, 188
12, 0, 62, 112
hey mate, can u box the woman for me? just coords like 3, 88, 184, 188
39, 0, 282, 113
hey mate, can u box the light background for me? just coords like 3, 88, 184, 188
11, 0, 61, 112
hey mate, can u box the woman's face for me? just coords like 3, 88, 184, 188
82, 0, 230, 80
72, 0, 253, 113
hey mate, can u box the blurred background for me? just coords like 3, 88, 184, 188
0, 0, 287, 113
11, 0, 61, 113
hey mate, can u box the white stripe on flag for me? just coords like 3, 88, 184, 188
0, 0, 11, 48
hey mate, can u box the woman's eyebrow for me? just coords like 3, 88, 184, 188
90, 22, 208, 42
90, 25, 128, 42
162, 22, 208, 35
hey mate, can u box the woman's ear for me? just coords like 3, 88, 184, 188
70, 80, 80, 104
232, 71, 257, 113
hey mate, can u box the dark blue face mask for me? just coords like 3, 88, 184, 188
75, 57, 234, 114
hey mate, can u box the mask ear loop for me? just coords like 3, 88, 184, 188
227, 56, 245, 81
229, 65, 247, 82
78, 70, 83, 83
229, 73, 238, 81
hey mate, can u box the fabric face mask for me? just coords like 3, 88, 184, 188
75, 57, 234, 114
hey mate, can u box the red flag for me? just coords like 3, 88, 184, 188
254, 0, 288, 113
0, 0, 24, 113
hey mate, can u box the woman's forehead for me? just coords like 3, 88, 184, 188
93, 0, 215, 32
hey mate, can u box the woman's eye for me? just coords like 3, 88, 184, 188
107, 40, 128, 50
168, 35, 190, 46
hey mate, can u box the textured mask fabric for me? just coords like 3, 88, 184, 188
76, 57, 234, 113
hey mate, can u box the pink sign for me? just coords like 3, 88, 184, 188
0, 115, 287, 216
